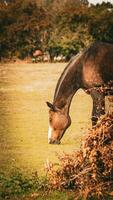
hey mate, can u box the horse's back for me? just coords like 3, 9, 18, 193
82, 42, 113, 87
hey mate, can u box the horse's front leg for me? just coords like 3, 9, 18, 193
91, 90, 105, 126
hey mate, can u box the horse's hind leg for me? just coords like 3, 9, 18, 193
91, 89, 105, 126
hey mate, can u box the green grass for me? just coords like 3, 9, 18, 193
0, 170, 75, 200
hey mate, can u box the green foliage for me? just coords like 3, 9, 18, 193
0, 170, 75, 200
0, 0, 50, 59
88, 3, 113, 43
0, 0, 113, 61
0, 170, 48, 199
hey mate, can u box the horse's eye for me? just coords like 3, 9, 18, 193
49, 118, 52, 123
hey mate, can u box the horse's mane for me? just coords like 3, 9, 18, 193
53, 52, 82, 102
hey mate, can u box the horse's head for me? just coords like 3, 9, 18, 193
46, 102, 71, 144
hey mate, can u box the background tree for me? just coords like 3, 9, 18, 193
0, 0, 113, 61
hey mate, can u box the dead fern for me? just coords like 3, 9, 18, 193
46, 113, 113, 199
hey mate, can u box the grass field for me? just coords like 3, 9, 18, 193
0, 62, 93, 176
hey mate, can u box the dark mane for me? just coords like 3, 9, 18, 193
53, 52, 82, 102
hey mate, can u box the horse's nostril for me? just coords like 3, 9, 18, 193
48, 138, 54, 144
48, 139, 52, 144
48, 139, 60, 144
54, 140, 61, 144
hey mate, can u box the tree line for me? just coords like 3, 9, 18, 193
0, 0, 113, 61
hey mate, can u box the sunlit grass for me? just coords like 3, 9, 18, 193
0, 63, 92, 176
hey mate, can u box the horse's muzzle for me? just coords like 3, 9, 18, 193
48, 138, 61, 144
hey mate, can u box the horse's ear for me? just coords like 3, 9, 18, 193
46, 102, 57, 111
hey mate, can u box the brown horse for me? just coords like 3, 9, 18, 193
46, 42, 113, 144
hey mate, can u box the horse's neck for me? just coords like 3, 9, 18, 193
53, 57, 82, 113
